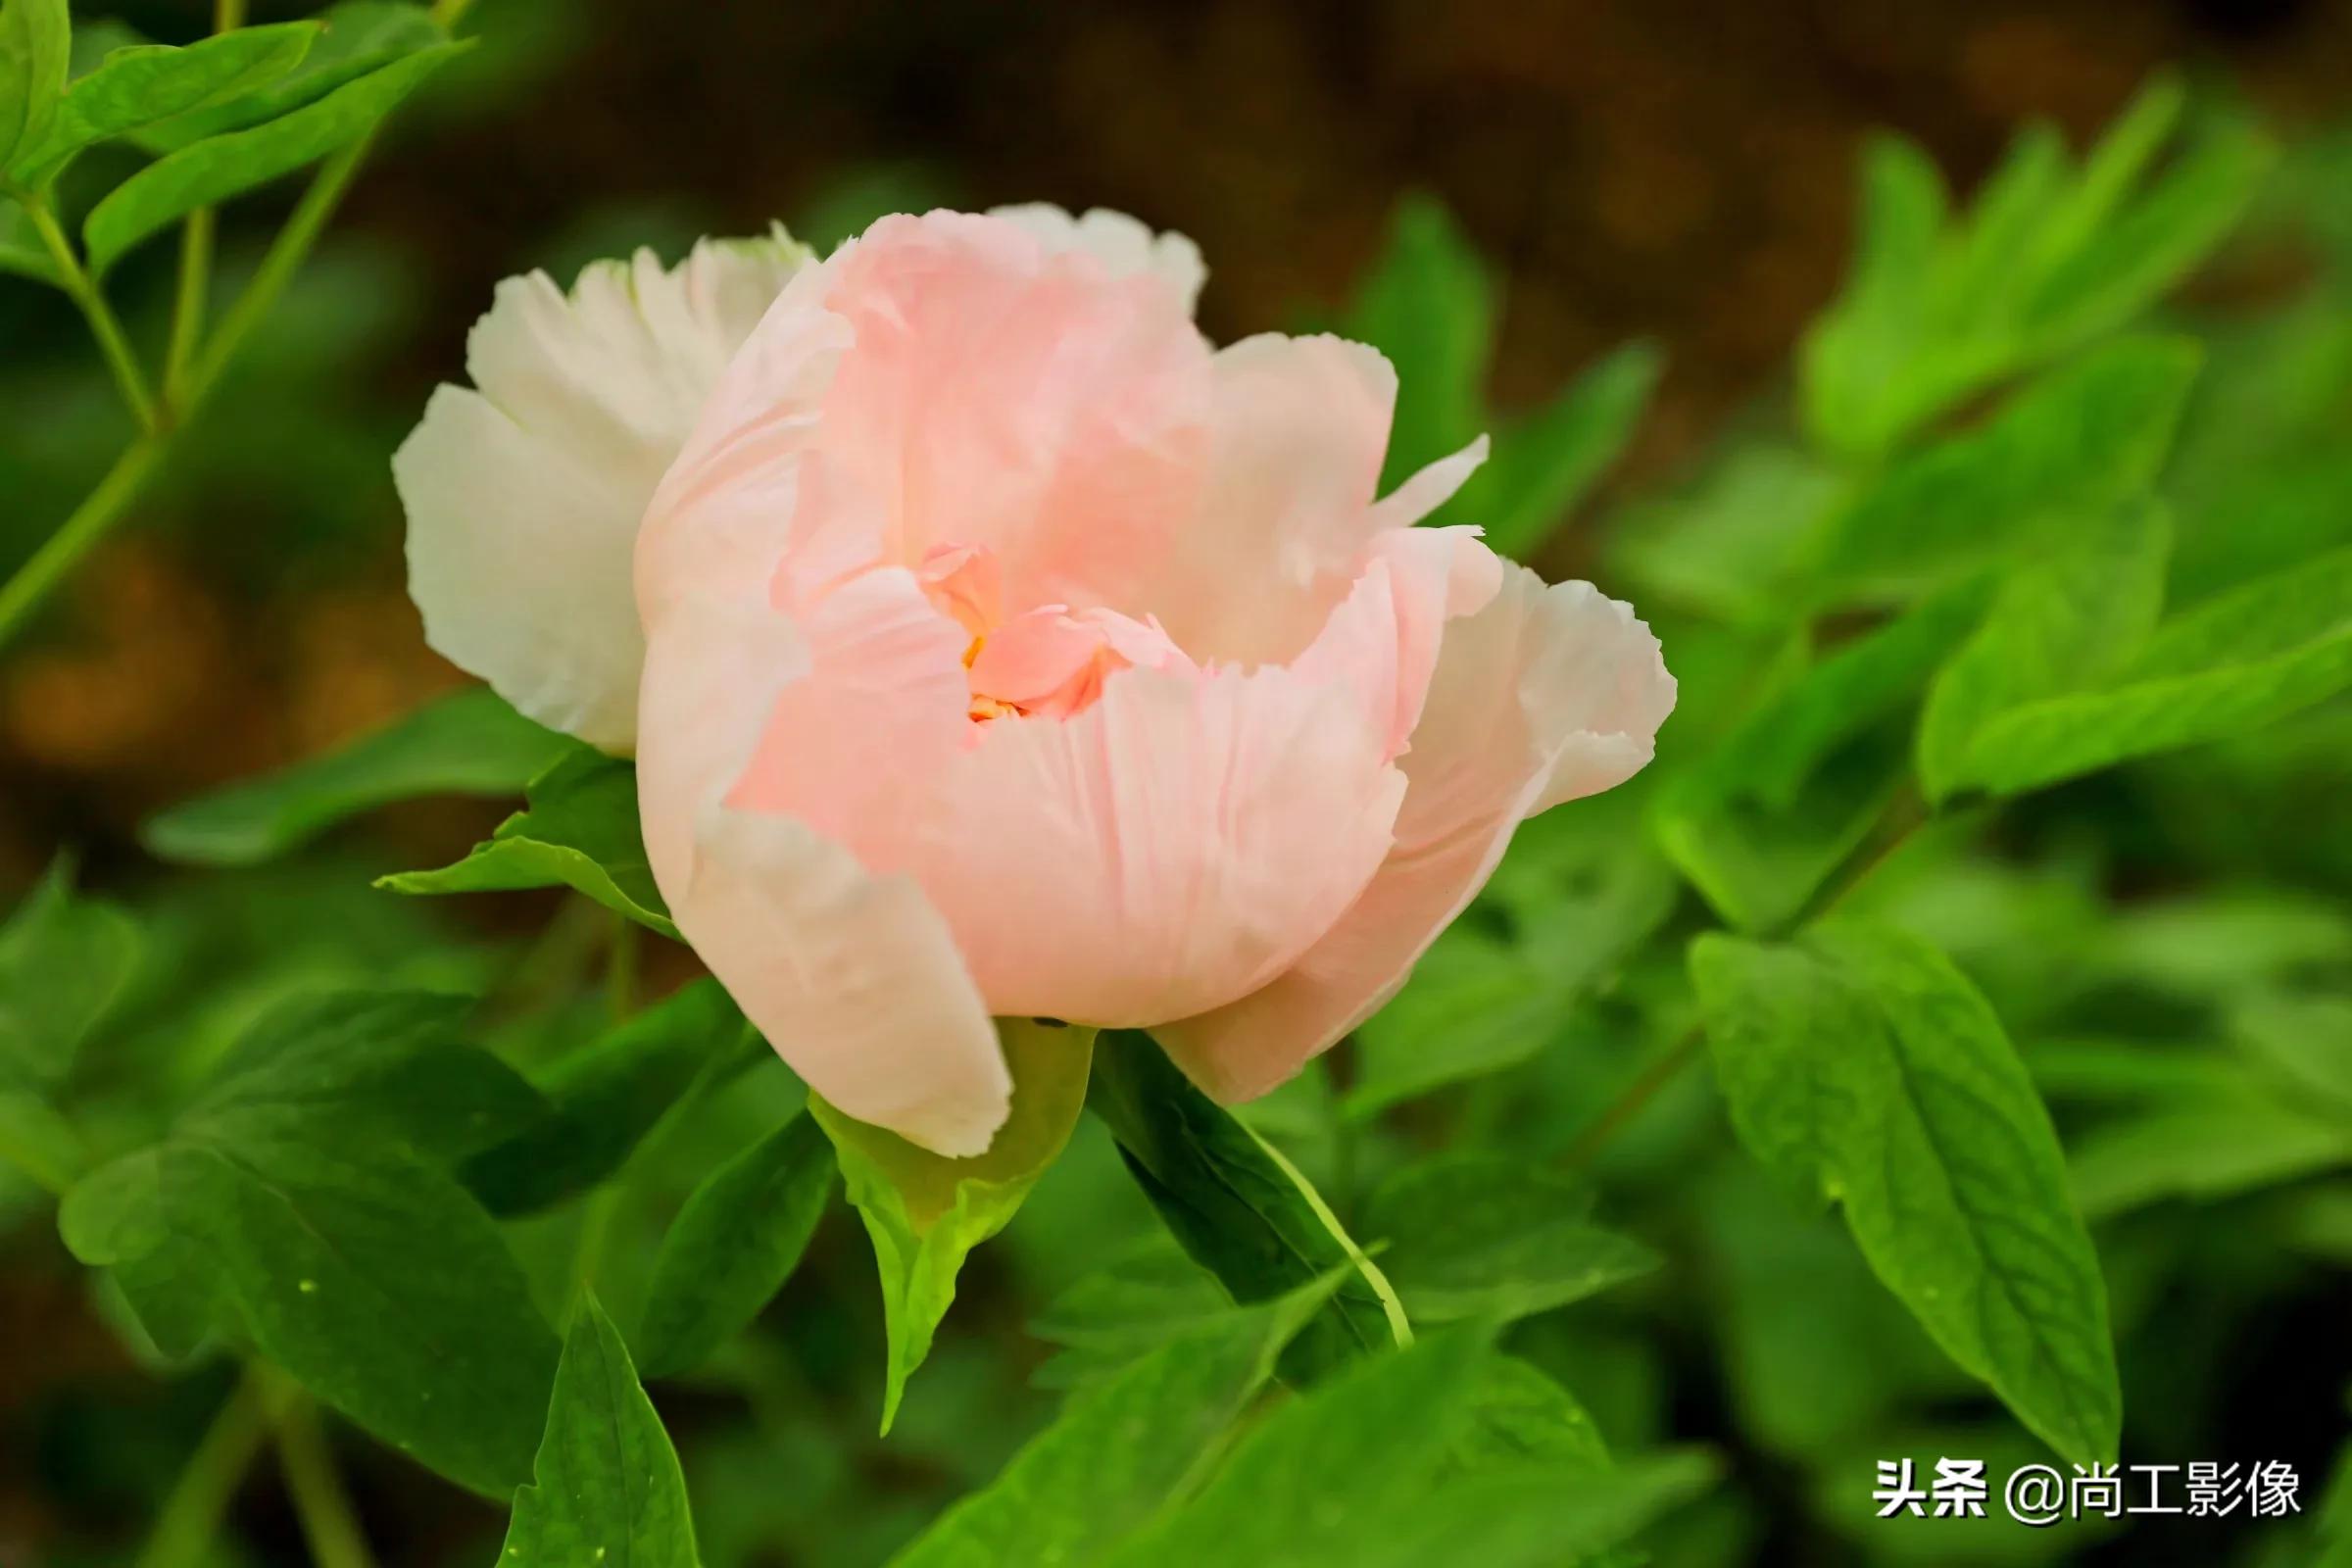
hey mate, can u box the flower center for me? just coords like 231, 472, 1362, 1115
918, 541, 1191, 721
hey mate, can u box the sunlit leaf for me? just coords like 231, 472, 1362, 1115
0, 0, 70, 170
1917, 500, 2170, 802
131, 0, 445, 154
499, 1294, 697, 1568
1808, 337, 2198, 603
7, 23, 318, 186
1940, 546, 2352, 798
143, 687, 567, 867
1691, 923, 2120, 1464
636, 1111, 833, 1378
379, 746, 676, 939
84, 41, 463, 274
811, 1019, 1095, 1432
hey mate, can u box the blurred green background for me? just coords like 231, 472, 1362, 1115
3, 1, 2349, 1565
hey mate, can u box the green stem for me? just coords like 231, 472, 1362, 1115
132, 1366, 273, 1568
163, 208, 213, 405
184, 139, 369, 412
272, 1391, 376, 1568
0, 437, 169, 645
20, 195, 157, 431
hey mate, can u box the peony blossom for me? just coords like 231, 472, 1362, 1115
396, 206, 1674, 1157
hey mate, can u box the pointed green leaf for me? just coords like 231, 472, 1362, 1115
84, 41, 462, 274
59, 992, 562, 1493
0, 0, 69, 170
1918, 501, 2171, 802
465, 980, 755, 1216
1350, 1452, 1716, 1568
379, 747, 676, 939
7, 23, 319, 186
0, 859, 139, 1087
1690, 923, 2120, 1464
1346, 193, 1494, 489
1447, 1354, 1613, 1476
142, 687, 568, 867
892, 1276, 1344, 1568
1102, 1324, 1497, 1567
811, 1019, 1095, 1431
1089, 1029, 1408, 1383
131, 0, 444, 154
1810, 336, 2199, 602
1469, 340, 1661, 559
1363, 1155, 1657, 1322
1801, 134, 1954, 456
636, 1111, 833, 1378
1938, 546, 2352, 797
1653, 583, 1987, 930
500, 1295, 698, 1568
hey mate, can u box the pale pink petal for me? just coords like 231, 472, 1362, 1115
635, 569, 1006, 1157
1153, 566, 1674, 1101
1368, 434, 1491, 531
904, 663, 1406, 1028
985, 203, 1207, 315
400, 232, 809, 750
1138, 333, 1400, 665
1289, 525, 1506, 758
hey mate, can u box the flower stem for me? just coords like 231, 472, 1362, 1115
20, 194, 157, 431
272, 1389, 377, 1568
132, 1366, 272, 1568
0, 436, 170, 646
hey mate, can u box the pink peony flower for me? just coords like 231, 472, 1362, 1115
398, 206, 1674, 1157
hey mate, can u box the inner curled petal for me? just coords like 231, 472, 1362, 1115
964, 602, 1196, 721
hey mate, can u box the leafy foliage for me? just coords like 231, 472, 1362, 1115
142, 686, 569, 866
811, 1020, 1096, 1432
1691, 924, 2121, 1464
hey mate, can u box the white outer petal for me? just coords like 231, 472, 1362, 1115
986, 202, 1207, 314
395, 230, 810, 751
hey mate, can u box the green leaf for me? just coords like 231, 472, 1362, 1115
1089, 1029, 1408, 1382
6, 23, 319, 186
142, 687, 568, 867
2069, 1095, 2352, 1220
1801, 83, 2264, 459
1936, 547, 2352, 798
1653, 584, 1987, 930
184, 989, 545, 1164
60, 993, 562, 1493
83, 41, 462, 274
1363, 1155, 1657, 1322
465, 979, 753, 1217
379, 746, 677, 939
1917, 501, 2171, 802
1029, 1239, 1235, 1388
1102, 1323, 1494, 1566
1370, 1454, 1717, 1568
0, 0, 70, 170
499, 1295, 698, 1568
0, 859, 139, 1087
1468, 340, 1661, 559
1808, 337, 2199, 603
1447, 1353, 1614, 1475
1690, 922, 2120, 1464
131, 0, 444, 154
1346, 192, 1494, 490
890, 1276, 1344, 1568
636, 1111, 833, 1379
810, 1019, 1095, 1432
1606, 443, 1844, 622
